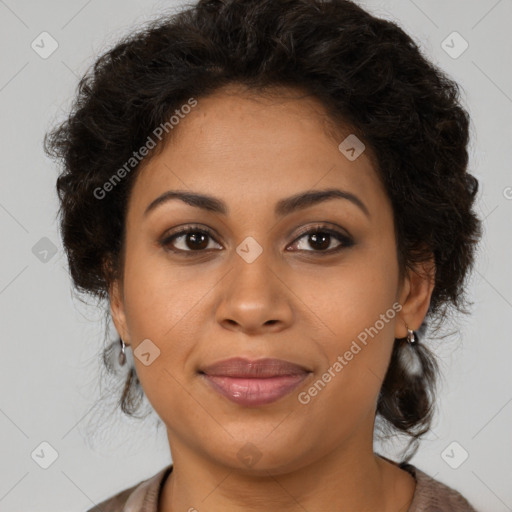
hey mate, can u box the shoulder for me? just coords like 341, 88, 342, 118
404, 462, 479, 512
86, 465, 173, 512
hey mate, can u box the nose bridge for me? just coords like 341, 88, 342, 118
216, 242, 293, 332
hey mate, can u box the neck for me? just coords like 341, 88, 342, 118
159, 424, 415, 512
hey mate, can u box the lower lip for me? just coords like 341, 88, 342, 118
201, 374, 310, 406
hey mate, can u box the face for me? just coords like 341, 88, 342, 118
110, 84, 434, 474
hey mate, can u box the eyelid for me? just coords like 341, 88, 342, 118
291, 223, 352, 243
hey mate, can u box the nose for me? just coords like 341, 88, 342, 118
215, 252, 294, 335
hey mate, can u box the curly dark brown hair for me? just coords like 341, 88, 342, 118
44, 0, 482, 460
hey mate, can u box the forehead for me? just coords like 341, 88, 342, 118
129, 85, 387, 218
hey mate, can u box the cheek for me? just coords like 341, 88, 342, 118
122, 241, 203, 340
300, 239, 399, 344
120, 243, 222, 407
120, 247, 181, 362
300, 241, 400, 400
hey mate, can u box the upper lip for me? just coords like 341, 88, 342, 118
200, 357, 311, 378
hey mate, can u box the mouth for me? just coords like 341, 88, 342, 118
199, 357, 312, 407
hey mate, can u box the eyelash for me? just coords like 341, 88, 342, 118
159, 223, 354, 257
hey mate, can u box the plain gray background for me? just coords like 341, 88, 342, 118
0, 0, 511, 510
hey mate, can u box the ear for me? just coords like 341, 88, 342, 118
395, 253, 436, 339
109, 278, 130, 345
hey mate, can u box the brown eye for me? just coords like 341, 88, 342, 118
288, 226, 354, 253
160, 226, 222, 253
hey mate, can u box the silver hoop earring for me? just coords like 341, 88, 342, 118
399, 325, 422, 376
119, 338, 127, 366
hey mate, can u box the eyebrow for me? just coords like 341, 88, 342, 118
143, 188, 370, 218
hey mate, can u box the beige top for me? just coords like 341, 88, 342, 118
88, 458, 479, 512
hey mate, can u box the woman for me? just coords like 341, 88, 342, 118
44, 0, 482, 510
